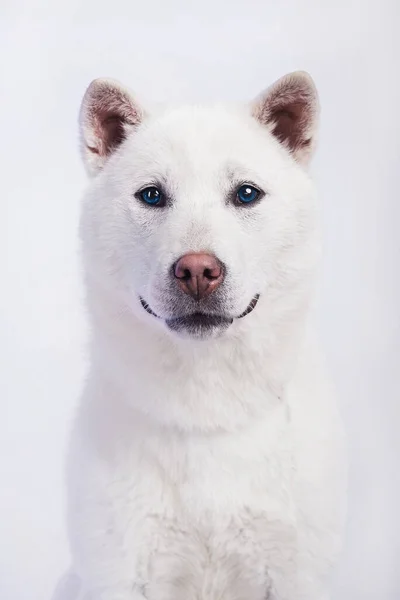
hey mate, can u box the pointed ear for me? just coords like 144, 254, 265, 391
79, 78, 144, 176
251, 71, 319, 166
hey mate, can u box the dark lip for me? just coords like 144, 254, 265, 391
166, 312, 233, 332
139, 293, 260, 322
237, 294, 260, 318
140, 297, 160, 318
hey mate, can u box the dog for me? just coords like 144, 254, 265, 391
53, 71, 347, 600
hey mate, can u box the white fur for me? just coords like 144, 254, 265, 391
54, 73, 347, 600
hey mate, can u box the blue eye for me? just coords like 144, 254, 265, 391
139, 186, 164, 206
236, 184, 261, 204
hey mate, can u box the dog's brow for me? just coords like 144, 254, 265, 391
224, 163, 261, 185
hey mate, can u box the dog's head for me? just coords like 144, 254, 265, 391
79, 72, 319, 341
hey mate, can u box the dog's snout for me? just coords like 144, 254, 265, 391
173, 253, 224, 300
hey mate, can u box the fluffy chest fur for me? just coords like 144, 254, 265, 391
135, 416, 296, 600
70, 385, 298, 600
68, 336, 343, 600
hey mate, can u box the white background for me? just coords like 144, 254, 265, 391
1, 1, 399, 599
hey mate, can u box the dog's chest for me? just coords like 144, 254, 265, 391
119, 408, 297, 599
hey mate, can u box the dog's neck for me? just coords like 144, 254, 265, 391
85, 281, 313, 434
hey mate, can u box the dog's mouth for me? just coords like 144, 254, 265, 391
139, 298, 159, 318
139, 294, 260, 336
236, 294, 260, 319
165, 313, 233, 338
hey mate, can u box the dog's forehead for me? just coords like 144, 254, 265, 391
148, 105, 254, 142
128, 104, 278, 176
119, 105, 284, 187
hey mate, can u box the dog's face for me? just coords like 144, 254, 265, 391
80, 73, 319, 340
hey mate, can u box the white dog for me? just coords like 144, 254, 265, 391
53, 71, 347, 600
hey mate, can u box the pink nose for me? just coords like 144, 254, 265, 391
173, 253, 224, 300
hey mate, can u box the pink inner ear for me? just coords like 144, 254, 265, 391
84, 82, 141, 159
90, 108, 130, 158
252, 73, 318, 164
271, 102, 312, 152
98, 114, 127, 155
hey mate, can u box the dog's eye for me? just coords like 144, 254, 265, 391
236, 184, 261, 205
139, 186, 164, 206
